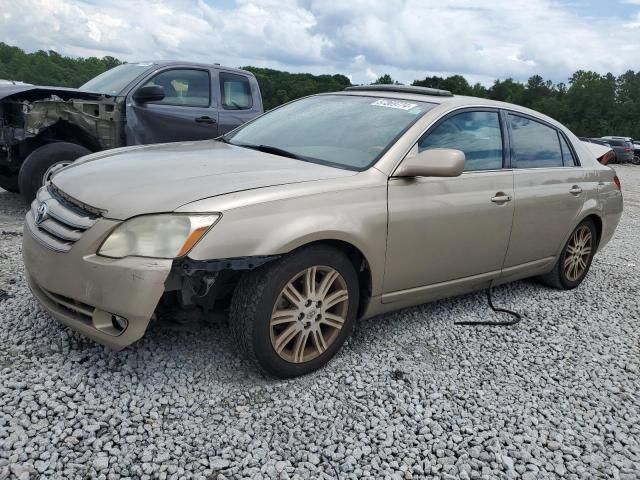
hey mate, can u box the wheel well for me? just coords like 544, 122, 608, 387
171, 241, 374, 319
295, 239, 373, 318
26, 122, 101, 155
584, 214, 603, 249
50, 122, 101, 151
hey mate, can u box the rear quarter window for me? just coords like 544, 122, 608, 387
559, 134, 577, 166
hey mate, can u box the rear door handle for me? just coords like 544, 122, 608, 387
569, 185, 583, 195
491, 192, 512, 203
195, 116, 217, 124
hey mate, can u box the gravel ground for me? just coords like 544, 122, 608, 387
0, 166, 639, 480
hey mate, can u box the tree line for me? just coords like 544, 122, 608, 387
1, 42, 638, 138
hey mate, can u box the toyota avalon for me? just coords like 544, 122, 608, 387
22, 85, 623, 378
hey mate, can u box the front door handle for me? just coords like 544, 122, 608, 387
195, 116, 217, 124
491, 192, 512, 203
569, 185, 583, 195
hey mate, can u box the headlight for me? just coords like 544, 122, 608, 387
98, 214, 220, 259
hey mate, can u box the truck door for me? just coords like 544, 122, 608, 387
125, 67, 219, 145
216, 71, 262, 135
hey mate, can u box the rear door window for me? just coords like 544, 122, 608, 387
419, 110, 504, 171
509, 114, 563, 168
220, 73, 253, 110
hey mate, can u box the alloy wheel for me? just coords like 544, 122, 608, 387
564, 225, 593, 282
270, 266, 349, 363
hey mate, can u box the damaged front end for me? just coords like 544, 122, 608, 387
156, 256, 280, 324
0, 86, 125, 171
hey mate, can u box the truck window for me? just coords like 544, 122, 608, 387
142, 69, 210, 107
220, 73, 253, 110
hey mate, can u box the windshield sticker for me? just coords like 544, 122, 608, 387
371, 99, 418, 111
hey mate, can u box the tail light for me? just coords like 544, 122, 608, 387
614, 175, 622, 191
600, 151, 615, 165
624, 147, 631, 152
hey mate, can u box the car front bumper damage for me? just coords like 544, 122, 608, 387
22, 215, 172, 350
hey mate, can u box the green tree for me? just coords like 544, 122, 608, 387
242, 67, 352, 110
372, 74, 398, 85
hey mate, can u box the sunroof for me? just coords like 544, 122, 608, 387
345, 85, 454, 97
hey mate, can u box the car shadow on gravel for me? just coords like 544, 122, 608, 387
117, 279, 542, 383
7, 267, 616, 388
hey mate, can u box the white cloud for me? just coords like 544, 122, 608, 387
0, 0, 639, 84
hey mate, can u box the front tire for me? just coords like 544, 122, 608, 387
18, 142, 91, 203
230, 245, 359, 378
539, 218, 597, 290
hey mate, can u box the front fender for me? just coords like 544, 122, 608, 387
186, 185, 389, 296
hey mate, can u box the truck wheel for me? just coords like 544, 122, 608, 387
633, 155, 640, 165
0, 174, 19, 193
18, 142, 91, 203
230, 245, 359, 378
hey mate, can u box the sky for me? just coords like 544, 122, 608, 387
1, 0, 640, 85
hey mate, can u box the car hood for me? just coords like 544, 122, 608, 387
52, 140, 357, 219
0, 84, 107, 102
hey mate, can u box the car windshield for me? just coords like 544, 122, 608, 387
224, 94, 436, 170
79, 63, 155, 95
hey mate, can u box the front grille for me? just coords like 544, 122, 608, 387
40, 287, 94, 324
26, 185, 100, 253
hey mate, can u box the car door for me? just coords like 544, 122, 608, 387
502, 112, 586, 269
216, 71, 262, 135
125, 67, 219, 145
383, 109, 515, 302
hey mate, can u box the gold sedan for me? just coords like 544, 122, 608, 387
22, 85, 623, 377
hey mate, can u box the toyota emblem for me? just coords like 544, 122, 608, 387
35, 202, 48, 225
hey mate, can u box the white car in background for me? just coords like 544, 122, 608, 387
582, 140, 615, 165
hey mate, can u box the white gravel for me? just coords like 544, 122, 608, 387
1, 166, 639, 480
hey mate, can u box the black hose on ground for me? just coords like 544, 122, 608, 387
454, 284, 522, 326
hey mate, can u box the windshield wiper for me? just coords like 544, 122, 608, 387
233, 143, 302, 160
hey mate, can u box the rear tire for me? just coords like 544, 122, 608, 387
18, 142, 91, 203
538, 218, 597, 290
0, 174, 19, 193
230, 245, 359, 378
632, 155, 640, 165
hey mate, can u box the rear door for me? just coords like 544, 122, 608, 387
384, 109, 514, 300
125, 67, 219, 145
216, 71, 262, 135
503, 112, 585, 268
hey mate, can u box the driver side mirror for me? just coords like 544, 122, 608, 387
394, 148, 465, 178
133, 85, 165, 103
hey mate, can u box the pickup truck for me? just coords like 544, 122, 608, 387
0, 61, 264, 202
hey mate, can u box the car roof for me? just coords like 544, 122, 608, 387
134, 61, 255, 77
332, 85, 566, 129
